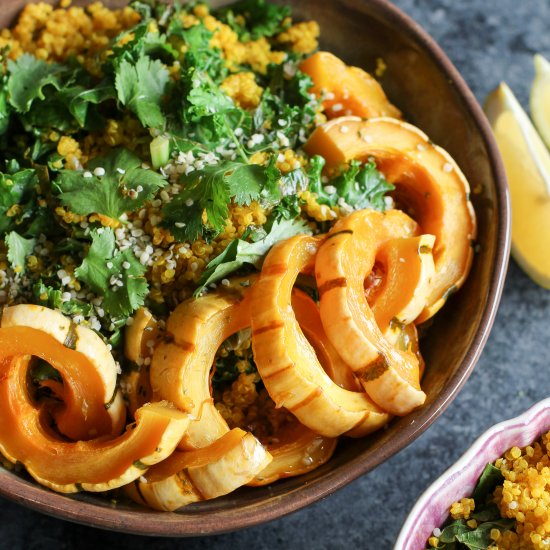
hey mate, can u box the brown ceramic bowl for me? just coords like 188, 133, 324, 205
1, 0, 510, 537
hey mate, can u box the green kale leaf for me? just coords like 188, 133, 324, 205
215, 0, 291, 40
54, 148, 167, 220
74, 228, 148, 318
195, 217, 310, 295
309, 156, 395, 211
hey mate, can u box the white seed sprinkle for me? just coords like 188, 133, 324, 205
417, 143, 427, 152
331, 103, 344, 112
339, 125, 349, 134
432, 528, 442, 537
324, 91, 335, 100
278, 119, 287, 127
185, 198, 194, 207
324, 185, 337, 194
221, 279, 230, 287
508, 501, 518, 509
116, 168, 126, 174
83, 171, 93, 178
443, 162, 453, 173
234, 127, 244, 137
122, 261, 131, 270
93, 167, 105, 177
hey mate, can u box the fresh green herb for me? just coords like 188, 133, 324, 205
472, 464, 505, 502
7, 54, 65, 113
29, 359, 62, 384
5, 231, 36, 274
115, 53, 170, 128
0, 168, 39, 236
54, 148, 167, 220
33, 281, 93, 317
195, 217, 310, 295
215, 0, 291, 41
75, 228, 148, 318
429, 464, 514, 549
309, 156, 395, 211
162, 160, 276, 241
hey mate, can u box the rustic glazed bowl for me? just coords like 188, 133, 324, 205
1, 0, 510, 536
395, 399, 550, 550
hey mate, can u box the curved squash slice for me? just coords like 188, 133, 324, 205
315, 209, 426, 415
1, 305, 125, 438
251, 234, 390, 437
293, 288, 361, 392
304, 116, 476, 321
129, 429, 271, 511
372, 234, 436, 336
122, 307, 157, 418
0, 329, 189, 493
250, 421, 337, 486
150, 279, 253, 450
300, 51, 401, 119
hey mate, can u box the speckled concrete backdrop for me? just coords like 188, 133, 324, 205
2, 1, 550, 548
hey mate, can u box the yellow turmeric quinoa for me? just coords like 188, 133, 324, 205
430, 432, 550, 549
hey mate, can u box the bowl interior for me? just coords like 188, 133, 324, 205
0, 0, 510, 536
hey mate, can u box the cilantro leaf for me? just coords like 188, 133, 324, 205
115, 54, 170, 128
75, 228, 148, 318
162, 161, 266, 241
7, 54, 65, 113
5, 231, 36, 274
215, 0, 291, 40
54, 148, 167, 220
195, 217, 310, 294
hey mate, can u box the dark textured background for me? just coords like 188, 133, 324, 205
2, 1, 550, 548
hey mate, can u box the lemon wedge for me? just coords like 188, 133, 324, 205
530, 54, 550, 150
484, 82, 550, 289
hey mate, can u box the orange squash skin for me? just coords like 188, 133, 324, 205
300, 52, 402, 119
0, 327, 189, 493
305, 116, 476, 321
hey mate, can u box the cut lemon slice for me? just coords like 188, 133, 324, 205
530, 54, 550, 150
484, 82, 550, 289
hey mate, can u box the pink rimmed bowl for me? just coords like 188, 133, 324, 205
395, 399, 550, 549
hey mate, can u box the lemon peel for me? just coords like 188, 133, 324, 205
484, 82, 550, 289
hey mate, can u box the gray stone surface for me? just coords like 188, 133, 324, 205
1, 1, 550, 548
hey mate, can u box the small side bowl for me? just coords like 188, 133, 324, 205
395, 398, 550, 550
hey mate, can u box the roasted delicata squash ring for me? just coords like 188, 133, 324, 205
251, 234, 390, 437
249, 421, 337, 487
371, 234, 436, 337
128, 428, 272, 511
0, 306, 125, 439
0, 327, 189, 493
300, 51, 402, 119
315, 209, 426, 416
304, 116, 477, 322
150, 278, 253, 450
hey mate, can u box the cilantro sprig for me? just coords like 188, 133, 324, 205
162, 160, 277, 241
54, 148, 167, 220
74, 228, 148, 318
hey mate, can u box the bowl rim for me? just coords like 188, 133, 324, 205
0, 0, 511, 537
394, 398, 550, 550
